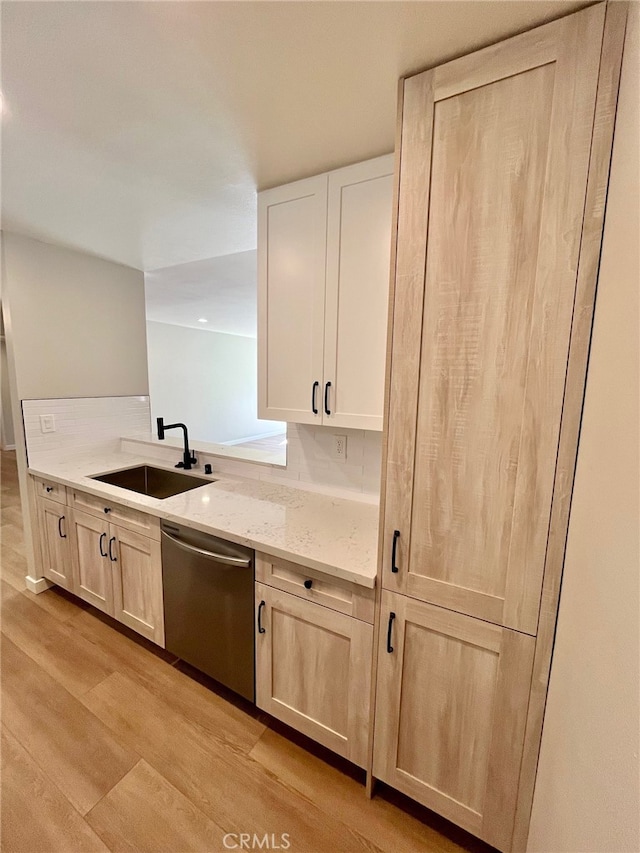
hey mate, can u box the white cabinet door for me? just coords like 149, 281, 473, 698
258, 174, 328, 423
323, 155, 394, 430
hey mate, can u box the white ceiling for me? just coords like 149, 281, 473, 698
1, 1, 588, 273
145, 250, 258, 338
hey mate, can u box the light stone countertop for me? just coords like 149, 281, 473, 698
28, 449, 379, 588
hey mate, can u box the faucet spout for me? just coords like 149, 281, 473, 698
156, 417, 197, 470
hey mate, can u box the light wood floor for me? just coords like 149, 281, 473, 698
0, 450, 492, 853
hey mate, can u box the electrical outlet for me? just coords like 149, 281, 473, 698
332, 434, 347, 462
40, 414, 56, 434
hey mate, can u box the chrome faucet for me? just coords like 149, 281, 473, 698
156, 417, 197, 470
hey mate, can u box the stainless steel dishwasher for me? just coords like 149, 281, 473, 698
161, 521, 255, 701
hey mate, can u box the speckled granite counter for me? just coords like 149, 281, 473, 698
28, 450, 379, 587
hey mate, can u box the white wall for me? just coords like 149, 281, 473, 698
147, 321, 282, 444
1, 231, 149, 582
528, 8, 640, 852
1, 340, 16, 448
1, 231, 149, 400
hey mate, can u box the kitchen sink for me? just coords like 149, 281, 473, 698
91, 465, 214, 500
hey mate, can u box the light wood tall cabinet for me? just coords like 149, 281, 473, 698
372, 3, 627, 851
258, 155, 394, 430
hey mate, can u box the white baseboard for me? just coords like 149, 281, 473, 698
1, 444, 16, 451
25, 575, 53, 594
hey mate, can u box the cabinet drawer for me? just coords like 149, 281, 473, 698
256, 552, 375, 623
34, 477, 67, 505
70, 490, 160, 541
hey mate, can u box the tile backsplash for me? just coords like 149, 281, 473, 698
22, 396, 151, 465
282, 424, 382, 495
22, 396, 382, 501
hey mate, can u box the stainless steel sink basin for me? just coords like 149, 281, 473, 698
91, 465, 214, 499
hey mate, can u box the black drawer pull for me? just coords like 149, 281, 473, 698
58, 515, 67, 539
108, 536, 117, 562
104, 507, 112, 514
99, 532, 107, 557
387, 612, 396, 653
46, 486, 54, 493
324, 381, 332, 416
257, 600, 266, 634
303, 579, 313, 590
312, 381, 319, 415
391, 529, 400, 573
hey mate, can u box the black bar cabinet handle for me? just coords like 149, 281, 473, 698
391, 529, 400, 573
311, 381, 319, 415
387, 612, 396, 653
99, 532, 107, 557
58, 515, 67, 539
108, 536, 117, 562
324, 381, 332, 416
257, 600, 266, 633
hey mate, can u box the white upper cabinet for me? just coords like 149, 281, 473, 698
258, 174, 328, 425
258, 155, 394, 430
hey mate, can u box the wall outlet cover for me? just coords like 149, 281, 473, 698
332, 434, 347, 462
40, 414, 56, 433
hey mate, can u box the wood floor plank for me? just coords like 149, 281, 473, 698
0, 539, 28, 592
86, 759, 226, 852
0, 725, 109, 853
69, 606, 266, 753
1, 637, 139, 815
1, 506, 25, 528
250, 728, 464, 853
21, 585, 90, 623
1, 579, 115, 697
82, 671, 380, 853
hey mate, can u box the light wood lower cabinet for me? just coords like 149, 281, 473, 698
373, 590, 535, 851
255, 582, 373, 768
110, 526, 164, 646
70, 509, 113, 614
69, 505, 164, 646
37, 497, 73, 591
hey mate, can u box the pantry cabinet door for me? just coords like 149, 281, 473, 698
37, 498, 73, 591
255, 583, 373, 767
323, 155, 394, 430
373, 590, 535, 851
382, 4, 607, 634
258, 175, 328, 424
110, 526, 164, 647
70, 509, 113, 615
